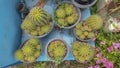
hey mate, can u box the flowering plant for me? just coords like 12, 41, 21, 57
88, 29, 120, 68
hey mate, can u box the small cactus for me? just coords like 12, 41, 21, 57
65, 4, 74, 15
29, 7, 51, 26
72, 41, 95, 63
66, 16, 76, 24
47, 40, 67, 63
15, 49, 24, 61
55, 7, 66, 18
86, 15, 103, 30
26, 56, 35, 62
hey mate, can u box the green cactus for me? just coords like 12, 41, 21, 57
29, 7, 51, 26
84, 25, 89, 31
66, 16, 76, 24
34, 50, 40, 58
27, 38, 39, 46
57, 18, 67, 27
47, 40, 67, 62
75, 29, 82, 35
72, 41, 95, 63
26, 56, 35, 62
21, 19, 35, 30
84, 31, 88, 36
41, 25, 51, 33
30, 30, 38, 36
86, 15, 103, 30
15, 49, 24, 61
75, 22, 82, 29
88, 32, 95, 39
79, 35, 85, 40
55, 7, 66, 18
36, 45, 41, 50
22, 45, 35, 56
65, 4, 74, 15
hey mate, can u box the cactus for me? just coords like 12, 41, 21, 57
15, 49, 24, 61
57, 18, 67, 27
88, 32, 95, 39
21, 19, 35, 30
66, 16, 76, 24
29, 7, 51, 26
34, 50, 40, 58
86, 15, 103, 30
55, 7, 66, 18
30, 30, 38, 36
65, 4, 74, 15
47, 40, 67, 62
41, 25, 51, 33
72, 41, 95, 63
26, 56, 35, 62
84, 31, 88, 36
22, 45, 35, 56
27, 38, 39, 46
79, 35, 85, 40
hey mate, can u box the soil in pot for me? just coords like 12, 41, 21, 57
75, 0, 94, 5
15, 38, 42, 63
72, 41, 95, 63
47, 39, 68, 64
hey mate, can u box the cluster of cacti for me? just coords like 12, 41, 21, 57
47, 40, 67, 62
86, 15, 103, 30
72, 41, 95, 63
55, 3, 79, 28
75, 22, 95, 40
15, 38, 41, 62
29, 7, 51, 26
21, 18, 52, 36
21, 6, 53, 37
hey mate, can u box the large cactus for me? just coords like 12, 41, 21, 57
86, 15, 103, 30
29, 7, 51, 26
72, 41, 95, 63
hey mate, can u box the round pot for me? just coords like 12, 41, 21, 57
46, 38, 68, 63
54, 1, 81, 29
19, 38, 42, 63
22, 17, 54, 38
72, 41, 95, 63
72, 0, 97, 8
73, 21, 95, 41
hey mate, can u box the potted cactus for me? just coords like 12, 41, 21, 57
72, 0, 97, 8
15, 38, 42, 63
21, 6, 53, 38
46, 39, 68, 64
72, 41, 95, 63
74, 21, 95, 41
54, 1, 81, 29
85, 15, 103, 30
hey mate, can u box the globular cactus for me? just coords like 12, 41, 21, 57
86, 15, 103, 30
72, 41, 95, 63
21, 19, 36, 31
27, 38, 39, 45
57, 18, 67, 27
41, 25, 51, 33
55, 7, 66, 18
34, 50, 40, 58
22, 45, 35, 56
15, 49, 24, 61
30, 30, 38, 36
29, 7, 51, 26
26, 56, 35, 62
65, 4, 74, 15
47, 40, 67, 61
88, 32, 95, 39
66, 16, 76, 24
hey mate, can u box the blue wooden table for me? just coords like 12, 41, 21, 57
0, 0, 94, 67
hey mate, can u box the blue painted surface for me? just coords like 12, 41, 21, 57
0, 0, 22, 67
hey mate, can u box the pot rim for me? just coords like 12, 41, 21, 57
72, 0, 97, 8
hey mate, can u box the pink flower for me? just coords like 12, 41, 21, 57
92, 37, 96, 41
112, 42, 120, 49
107, 46, 113, 52
100, 41, 106, 45
103, 61, 113, 68
96, 47, 100, 51
94, 65, 100, 68
102, 57, 108, 63
88, 66, 94, 68
96, 53, 102, 57
96, 60, 101, 64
